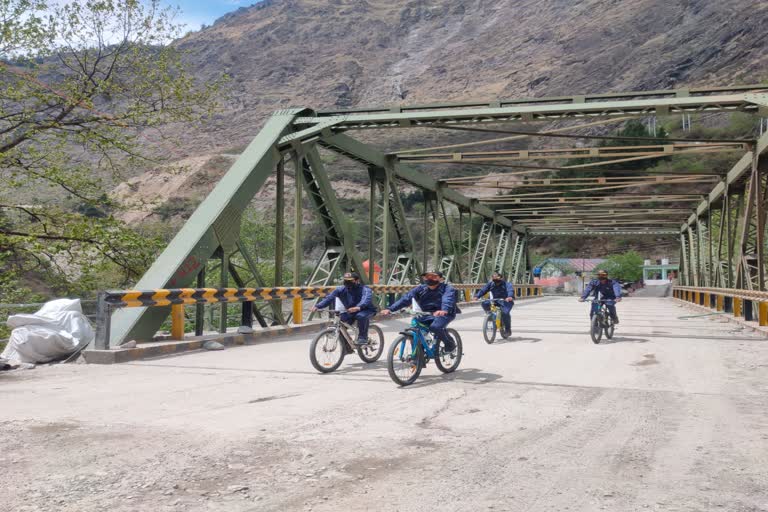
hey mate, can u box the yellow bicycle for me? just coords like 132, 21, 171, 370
482, 299, 511, 344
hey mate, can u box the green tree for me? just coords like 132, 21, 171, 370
601, 250, 644, 282
0, 0, 223, 298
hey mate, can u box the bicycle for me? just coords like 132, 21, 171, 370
309, 310, 385, 373
585, 299, 615, 344
386, 313, 463, 387
482, 298, 512, 344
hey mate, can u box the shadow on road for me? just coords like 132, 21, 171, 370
600, 336, 650, 344
332, 360, 388, 374
409, 367, 504, 388
491, 337, 542, 344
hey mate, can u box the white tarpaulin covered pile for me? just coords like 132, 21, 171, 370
1, 299, 94, 364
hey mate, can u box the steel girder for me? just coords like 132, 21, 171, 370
289, 92, 768, 135
470, 221, 494, 284
318, 132, 520, 232
109, 110, 302, 346
681, 132, 768, 291
368, 166, 419, 286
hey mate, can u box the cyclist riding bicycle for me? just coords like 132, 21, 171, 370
578, 269, 622, 324
381, 270, 459, 352
475, 271, 515, 337
312, 272, 377, 345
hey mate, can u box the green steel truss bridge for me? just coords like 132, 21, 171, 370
106, 84, 768, 346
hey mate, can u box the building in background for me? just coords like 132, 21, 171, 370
534, 258, 605, 293
642, 258, 679, 284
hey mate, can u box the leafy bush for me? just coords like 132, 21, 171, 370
602, 251, 644, 282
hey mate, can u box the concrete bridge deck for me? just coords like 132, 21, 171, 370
3, 296, 768, 511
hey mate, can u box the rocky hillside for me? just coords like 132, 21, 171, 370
117, 0, 767, 231
171, 0, 767, 152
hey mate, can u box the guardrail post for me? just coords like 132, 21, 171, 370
241, 301, 254, 329
744, 300, 754, 321
293, 297, 303, 325
759, 302, 768, 326
465, 289, 472, 302
171, 304, 185, 340
734, 297, 742, 317
195, 269, 205, 336
94, 291, 111, 350
716, 295, 724, 311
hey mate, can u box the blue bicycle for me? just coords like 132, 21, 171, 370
386, 314, 463, 386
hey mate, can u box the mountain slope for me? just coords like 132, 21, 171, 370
174, 0, 768, 153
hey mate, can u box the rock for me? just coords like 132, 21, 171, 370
203, 340, 225, 351
228, 485, 249, 493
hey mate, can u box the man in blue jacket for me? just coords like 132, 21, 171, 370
475, 271, 515, 337
381, 270, 459, 353
312, 272, 377, 345
578, 269, 623, 324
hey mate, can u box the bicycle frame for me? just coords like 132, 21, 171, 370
398, 316, 438, 360
586, 299, 611, 322
327, 311, 358, 351
488, 299, 505, 329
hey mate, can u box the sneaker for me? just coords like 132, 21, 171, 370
502, 329, 511, 337
442, 341, 457, 353
354, 338, 369, 346
612, 317, 620, 325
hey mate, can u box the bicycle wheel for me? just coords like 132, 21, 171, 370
482, 314, 497, 344
604, 318, 615, 339
500, 314, 512, 339
436, 329, 463, 374
590, 315, 603, 344
309, 328, 345, 373
387, 334, 422, 386
357, 324, 385, 363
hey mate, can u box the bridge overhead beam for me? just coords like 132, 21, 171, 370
398, 143, 746, 164
288, 92, 768, 136
318, 132, 522, 232
316, 85, 768, 116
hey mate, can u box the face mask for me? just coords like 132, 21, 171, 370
424, 279, 440, 286
344, 281, 355, 288
492, 278, 501, 283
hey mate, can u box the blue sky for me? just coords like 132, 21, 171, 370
166, 1, 260, 30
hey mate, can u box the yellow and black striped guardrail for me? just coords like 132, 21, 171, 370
103, 284, 544, 309
673, 286, 768, 326
96, 283, 544, 349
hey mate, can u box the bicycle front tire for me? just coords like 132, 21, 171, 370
309, 328, 346, 373
590, 315, 603, 344
387, 334, 422, 386
483, 314, 497, 344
